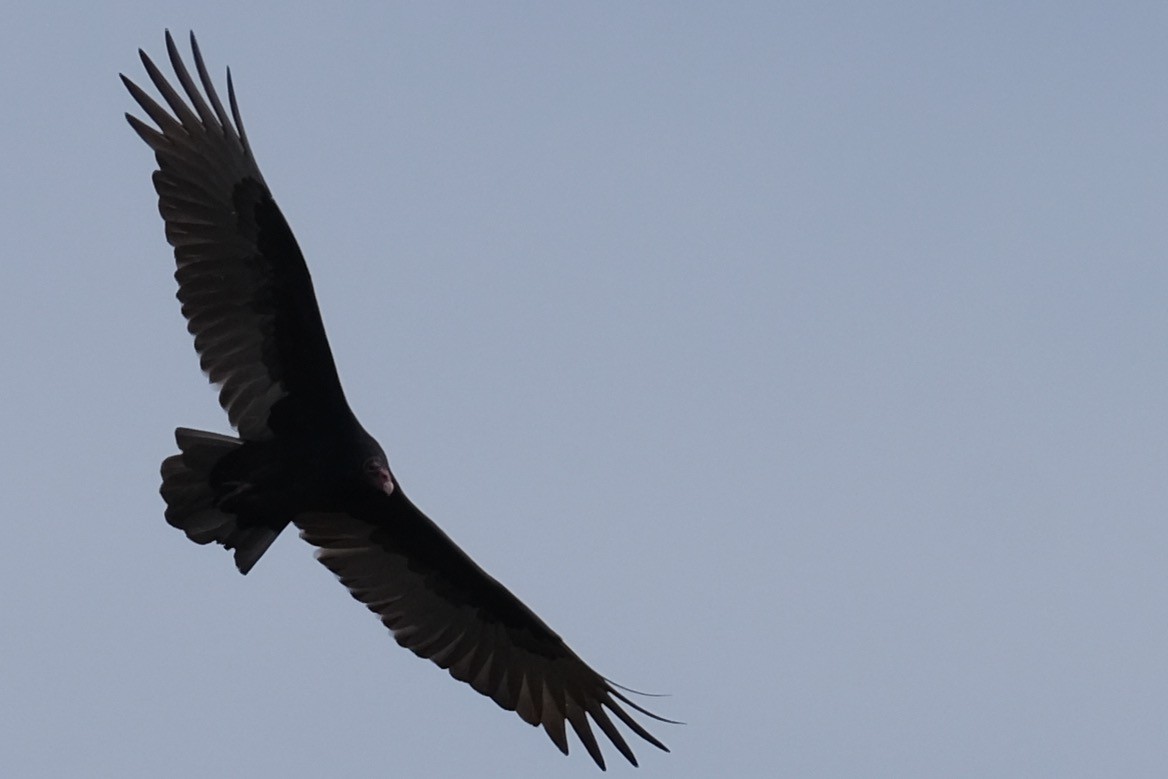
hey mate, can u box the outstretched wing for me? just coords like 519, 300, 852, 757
295, 491, 673, 770
123, 31, 348, 440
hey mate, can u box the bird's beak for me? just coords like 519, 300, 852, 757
378, 465, 396, 495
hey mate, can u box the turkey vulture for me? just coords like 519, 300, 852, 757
123, 31, 671, 770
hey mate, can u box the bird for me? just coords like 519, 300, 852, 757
122, 31, 672, 771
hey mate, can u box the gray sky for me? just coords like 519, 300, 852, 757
3, 2, 1167, 776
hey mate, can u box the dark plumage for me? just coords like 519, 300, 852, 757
123, 32, 671, 769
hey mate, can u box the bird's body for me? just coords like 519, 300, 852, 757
124, 32, 669, 769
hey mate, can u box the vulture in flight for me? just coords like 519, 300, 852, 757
123, 31, 671, 770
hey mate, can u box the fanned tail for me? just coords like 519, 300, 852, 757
160, 427, 285, 574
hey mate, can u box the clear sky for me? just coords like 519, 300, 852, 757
3, 2, 1167, 777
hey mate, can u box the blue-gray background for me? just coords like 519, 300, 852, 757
3, 3, 1166, 776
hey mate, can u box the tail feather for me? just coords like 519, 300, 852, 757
160, 427, 283, 574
